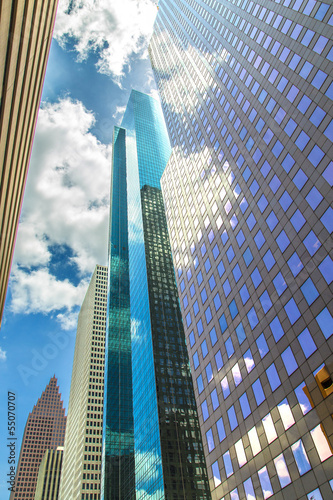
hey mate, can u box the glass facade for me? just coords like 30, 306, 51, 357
150, 1, 333, 499
103, 90, 210, 499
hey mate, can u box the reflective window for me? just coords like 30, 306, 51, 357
232, 363, 242, 386
209, 274, 216, 291
295, 382, 312, 415
232, 263, 242, 282
270, 316, 285, 342
263, 249, 275, 271
278, 398, 295, 430
291, 439, 311, 475
284, 298, 301, 325
236, 322, 246, 344
307, 489, 324, 500
225, 337, 235, 358
298, 328, 317, 358
189, 331, 195, 347
227, 405, 238, 430
219, 313, 227, 334
240, 284, 250, 304
316, 307, 333, 339
235, 439, 247, 467
214, 292, 222, 311
288, 252, 304, 277
212, 460, 221, 487
252, 378, 265, 405
304, 230, 321, 256
201, 400, 209, 421
197, 319, 203, 336
266, 363, 281, 391
193, 351, 199, 369
205, 306, 212, 324
248, 307, 259, 329
260, 290, 272, 313
215, 350, 223, 371
256, 333, 269, 358
211, 388, 219, 410
243, 247, 253, 266
293, 168, 308, 190
223, 279, 231, 297
243, 477, 256, 499
229, 299, 239, 319
197, 374, 204, 394
291, 209, 306, 231
281, 346, 298, 375
244, 348, 255, 373
310, 424, 333, 462
221, 376, 230, 399
217, 416, 226, 442
236, 229, 245, 247
276, 230, 290, 252
258, 466, 273, 498
248, 426, 261, 455
223, 450, 234, 477
262, 413, 277, 443
206, 428, 215, 452
274, 453, 291, 488
210, 326, 218, 347
273, 272, 287, 296
239, 392, 251, 418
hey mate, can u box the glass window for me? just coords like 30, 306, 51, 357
307, 489, 324, 500
274, 454, 291, 488
211, 388, 219, 410
252, 378, 265, 405
288, 252, 304, 277
298, 328, 317, 358
206, 428, 215, 452
248, 426, 261, 455
310, 424, 333, 462
201, 339, 208, 359
256, 333, 269, 358
247, 307, 259, 329
212, 460, 221, 487
244, 348, 255, 373
270, 316, 285, 342
215, 350, 223, 371
243, 247, 253, 266
276, 230, 290, 252
291, 439, 311, 475
235, 439, 247, 467
209, 326, 217, 347
243, 477, 256, 499
216, 416, 226, 442
316, 307, 333, 339
217, 260, 225, 277
209, 274, 216, 291
254, 230, 265, 249
273, 272, 287, 296
295, 382, 312, 415
277, 398, 295, 430
319, 255, 333, 285
306, 186, 323, 210
266, 211, 278, 231
219, 313, 227, 334
206, 362, 213, 383
266, 363, 281, 391
227, 246, 235, 263
258, 194, 268, 213
260, 290, 272, 313
291, 209, 306, 231
293, 168, 308, 190
223, 279, 231, 297
301, 278, 319, 305
225, 337, 234, 358
221, 376, 230, 399
236, 322, 246, 344
321, 207, 333, 233
240, 284, 250, 304
205, 306, 212, 324
258, 466, 273, 498
262, 413, 278, 443
197, 319, 203, 336
282, 153, 295, 173
201, 400, 209, 421
193, 351, 199, 369
227, 405, 238, 430
236, 229, 245, 247
232, 363, 242, 386
189, 331, 195, 347
223, 450, 234, 477
232, 263, 242, 282
247, 212, 256, 230
284, 298, 301, 325
239, 392, 251, 418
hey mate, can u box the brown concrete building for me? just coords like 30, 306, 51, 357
0, 0, 58, 327
10, 376, 66, 499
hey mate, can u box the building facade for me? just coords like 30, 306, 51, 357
59, 265, 107, 500
10, 376, 66, 500
150, 1, 333, 499
0, 0, 58, 327
34, 447, 64, 500
102, 90, 210, 499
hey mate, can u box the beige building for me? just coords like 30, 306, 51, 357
34, 447, 64, 500
0, 0, 58, 326
59, 265, 107, 500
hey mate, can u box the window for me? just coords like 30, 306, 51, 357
252, 378, 265, 405
310, 424, 333, 462
211, 388, 219, 410
262, 413, 277, 443
278, 398, 295, 430
258, 466, 273, 498
217, 416, 226, 441
221, 376, 230, 399
284, 298, 301, 325
232, 363, 242, 386
223, 450, 234, 477
266, 363, 281, 391
239, 392, 251, 418
248, 426, 261, 455
274, 454, 291, 488
236, 322, 246, 344
227, 405, 238, 430
235, 439, 247, 467
295, 382, 312, 415
291, 439, 311, 475
206, 428, 215, 452
270, 316, 285, 342
243, 477, 256, 499
212, 461, 221, 487
244, 348, 255, 373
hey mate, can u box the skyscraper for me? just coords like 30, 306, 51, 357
102, 90, 210, 499
59, 265, 107, 500
150, 2, 333, 499
34, 447, 64, 500
0, 0, 58, 327
10, 376, 66, 500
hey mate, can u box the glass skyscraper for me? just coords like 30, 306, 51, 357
102, 90, 210, 499
149, 1, 333, 499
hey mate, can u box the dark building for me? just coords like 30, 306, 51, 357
149, 1, 333, 499
11, 376, 66, 499
102, 90, 210, 499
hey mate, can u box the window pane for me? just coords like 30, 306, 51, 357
206, 428, 215, 452
223, 450, 234, 477
235, 438, 247, 467
256, 333, 269, 358
243, 477, 256, 500
291, 439, 311, 475
274, 453, 291, 488
244, 348, 255, 372
248, 426, 261, 455
310, 424, 333, 462
228, 405, 238, 430
295, 382, 313, 415
266, 363, 281, 391
212, 460, 221, 487
262, 413, 277, 443
232, 363, 242, 386
239, 392, 251, 419
253, 378, 265, 405
216, 417, 226, 442
277, 398, 295, 430
258, 466, 273, 498
221, 376, 230, 399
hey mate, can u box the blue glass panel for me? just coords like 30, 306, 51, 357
193, 351, 199, 369
233, 264, 242, 282
243, 247, 253, 266
210, 327, 218, 346
263, 250, 275, 271
247, 307, 259, 329
229, 299, 239, 319
252, 378, 265, 405
256, 333, 269, 358
221, 376, 230, 399
197, 319, 203, 336
298, 328, 317, 358
225, 337, 235, 358
266, 363, 281, 391
321, 207, 333, 233
201, 400, 209, 421
236, 322, 246, 344
270, 316, 285, 342
254, 230, 265, 249
291, 209, 306, 231
301, 278, 319, 305
211, 388, 219, 410
304, 230, 321, 256
227, 405, 238, 430
293, 169, 308, 189
206, 363, 213, 383
236, 229, 245, 247
206, 428, 215, 452
215, 350, 223, 371
240, 284, 250, 304
205, 306, 212, 324
260, 291, 273, 313
217, 417, 226, 441
318, 255, 333, 284
282, 347, 298, 375
316, 308, 333, 339
291, 440, 311, 475
288, 252, 304, 277
239, 392, 251, 418
219, 314, 228, 334
197, 374, 204, 394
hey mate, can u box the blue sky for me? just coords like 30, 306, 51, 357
0, 0, 158, 495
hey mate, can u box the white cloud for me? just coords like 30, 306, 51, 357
54, 0, 158, 80
9, 266, 90, 315
112, 105, 126, 124
0, 347, 7, 361
10, 98, 111, 322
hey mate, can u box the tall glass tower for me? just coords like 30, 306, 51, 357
150, 2, 333, 499
102, 90, 210, 499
